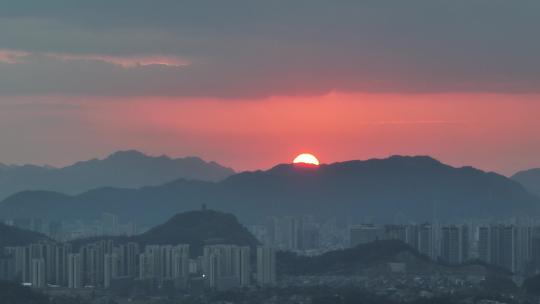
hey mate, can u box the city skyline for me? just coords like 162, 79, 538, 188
2, 1, 540, 303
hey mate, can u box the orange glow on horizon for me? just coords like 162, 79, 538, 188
69, 92, 540, 175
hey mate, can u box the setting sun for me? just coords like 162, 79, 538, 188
293, 153, 320, 166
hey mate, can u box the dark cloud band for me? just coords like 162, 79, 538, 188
0, 0, 539, 97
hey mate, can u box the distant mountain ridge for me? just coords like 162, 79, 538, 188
0, 155, 538, 225
0, 150, 235, 200
512, 168, 540, 198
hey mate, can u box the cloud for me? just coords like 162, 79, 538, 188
47, 53, 189, 68
0, 49, 29, 64
1, 1, 540, 98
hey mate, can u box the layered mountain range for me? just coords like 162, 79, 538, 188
0, 155, 538, 225
0, 150, 235, 200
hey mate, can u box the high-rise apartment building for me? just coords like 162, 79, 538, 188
202, 244, 251, 289
256, 246, 276, 286
31, 258, 45, 288
440, 225, 469, 264
67, 253, 82, 289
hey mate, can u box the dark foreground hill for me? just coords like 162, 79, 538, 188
1, 156, 538, 225
512, 168, 540, 198
277, 240, 510, 277
523, 273, 540, 295
70, 210, 259, 257
0, 223, 49, 248
135, 210, 259, 255
0, 150, 234, 200
0, 280, 49, 304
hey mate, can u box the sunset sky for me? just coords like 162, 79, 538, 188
1, 1, 540, 175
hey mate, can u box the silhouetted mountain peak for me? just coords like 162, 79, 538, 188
135, 209, 259, 256
216, 155, 540, 222
514, 168, 540, 177
266, 163, 318, 174
386, 154, 446, 167
229, 155, 447, 182
512, 168, 540, 197
105, 149, 149, 161
141, 209, 255, 241
167, 209, 230, 221
0, 150, 235, 200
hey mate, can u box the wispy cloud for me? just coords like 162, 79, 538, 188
0, 48, 189, 68
0, 49, 29, 64
2, 1, 540, 97
48, 53, 190, 68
